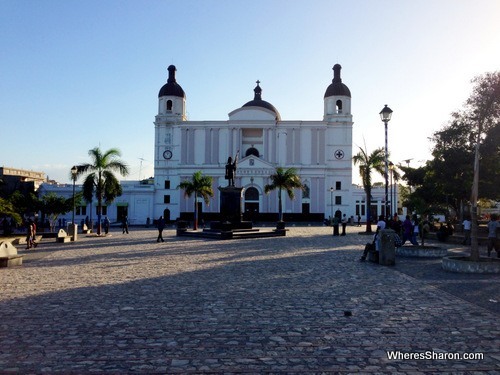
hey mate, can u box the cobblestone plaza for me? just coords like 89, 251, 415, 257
1, 226, 499, 373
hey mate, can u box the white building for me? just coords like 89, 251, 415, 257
154, 64, 355, 222
38, 64, 399, 225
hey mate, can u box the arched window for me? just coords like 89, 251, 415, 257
245, 147, 260, 157
166, 100, 173, 111
336, 100, 343, 114
245, 187, 259, 201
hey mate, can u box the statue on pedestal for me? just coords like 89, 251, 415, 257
225, 150, 239, 187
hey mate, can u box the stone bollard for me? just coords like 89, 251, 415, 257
379, 228, 396, 266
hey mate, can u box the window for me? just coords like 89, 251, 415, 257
335, 196, 342, 205
96, 206, 107, 215
166, 100, 173, 111
335, 181, 341, 190
164, 180, 170, 189
245, 147, 260, 157
244, 187, 259, 201
76, 206, 87, 215
336, 99, 343, 114
164, 195, 170, 204
303, 184, 310, 199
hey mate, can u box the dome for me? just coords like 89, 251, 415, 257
158, 65, 185, 98
324, 64, 351, 98
242, 81, 281, 120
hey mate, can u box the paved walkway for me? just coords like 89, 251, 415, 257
1, 225, 499, 373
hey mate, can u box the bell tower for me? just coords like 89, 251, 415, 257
157, 65, 186, 121
323, 64, 352, 122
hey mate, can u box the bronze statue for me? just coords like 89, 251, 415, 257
225, 150, 239, 187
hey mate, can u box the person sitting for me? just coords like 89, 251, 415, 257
360, 228, 380, 261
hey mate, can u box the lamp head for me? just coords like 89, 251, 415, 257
379, 104, 393, 123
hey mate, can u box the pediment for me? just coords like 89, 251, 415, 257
236, 156, 276, 177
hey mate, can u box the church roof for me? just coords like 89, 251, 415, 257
242, 81, 281, 120
324, 64, 351, 98
158, 65, 185, 98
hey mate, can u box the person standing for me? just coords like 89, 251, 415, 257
487, 214, 499, 257
401, 215, 413, 245
333, 209, 341, 236
157, 216, 165, 242
25, 220, 33, 250
357, 214, 361, 227
462, 216, 471, 245
341, 214, 348, 236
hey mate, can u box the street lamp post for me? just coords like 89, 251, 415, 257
330, 187, 334, 223
71, 166, 78, 236
389, 162, 394, 218
379, 105, 393, 220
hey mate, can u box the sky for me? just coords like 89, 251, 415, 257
1, 0, 499, 185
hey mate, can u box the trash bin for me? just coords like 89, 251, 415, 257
379, 229, 395, 266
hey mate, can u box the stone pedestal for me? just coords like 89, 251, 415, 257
218, 186, 244, 224
380, 229, 395, 266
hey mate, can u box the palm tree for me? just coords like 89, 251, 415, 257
178, 171, 214, 230
75, 147, 129, 235
353, 146, 385, 233
264, 167, 304, 222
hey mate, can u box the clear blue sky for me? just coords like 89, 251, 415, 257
1, 0, 499, 184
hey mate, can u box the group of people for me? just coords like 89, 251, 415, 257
359, 213, 426, 261
332, 209, 349, 236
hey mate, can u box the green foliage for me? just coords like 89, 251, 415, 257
403, 73, 500, 214
178, 171, 214, 205
0, 197, 22, 224
39, 192, 80, 231
76, 147, 129, 234
178, 171, 214, 230
353, 146, 385, 232
264, 167, 304, 222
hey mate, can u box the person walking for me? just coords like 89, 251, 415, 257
122, 216, 129, 234
25, 220, 33, 250
157, 216, 165, 242
462, 216, 471, 245
104, 216, 110, 235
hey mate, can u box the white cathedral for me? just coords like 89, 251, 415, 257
154, 64, 353, 223
40, 64, 394, 226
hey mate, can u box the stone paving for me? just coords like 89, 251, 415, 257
0, 225, 499, 374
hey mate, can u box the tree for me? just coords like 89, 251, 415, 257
353, 147, 385, 233
39, 192, 80, 232
402, 118, 499, 219
178, 171, 214, 230
466, 71, 500, 261
0, 197, 22, 226
264, 167, 304, 222
76, 147, 129, 235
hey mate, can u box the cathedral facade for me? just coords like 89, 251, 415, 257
153, 64, 354, 222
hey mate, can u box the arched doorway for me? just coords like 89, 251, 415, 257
244, 187, 259, 221
163, 208, 170, 222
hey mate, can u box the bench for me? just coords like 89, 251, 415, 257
0, 241, 23, 267
82, 224, 92, 234
56, 229, 72, 243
